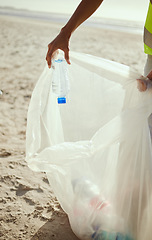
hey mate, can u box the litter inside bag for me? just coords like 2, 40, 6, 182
26, 51, 152, 240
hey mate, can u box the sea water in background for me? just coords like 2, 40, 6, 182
0, 0, 149, 34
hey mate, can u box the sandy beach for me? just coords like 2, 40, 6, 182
0, 12, 147, 240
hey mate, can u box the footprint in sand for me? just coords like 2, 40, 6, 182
0, 149, 11, 158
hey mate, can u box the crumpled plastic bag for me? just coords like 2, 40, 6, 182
26, 51, 152, 240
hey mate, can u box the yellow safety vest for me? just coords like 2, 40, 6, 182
144, 0, 152, 55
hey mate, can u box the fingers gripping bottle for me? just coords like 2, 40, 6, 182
51, 54, 70, 104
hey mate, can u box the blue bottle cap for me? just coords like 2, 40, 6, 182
57, 97, 66, 104
55, 59, 64, 63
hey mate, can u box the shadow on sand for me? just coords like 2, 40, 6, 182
31, 213, 80, 240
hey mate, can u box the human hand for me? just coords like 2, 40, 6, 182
136, 78, 148, 92
46, 28, 71, 68
136, 70, 152, 92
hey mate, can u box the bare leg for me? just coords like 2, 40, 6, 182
144, 55, 152, 139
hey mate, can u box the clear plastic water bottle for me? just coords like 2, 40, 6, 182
72, 178, 101, 201
51, 57, 70, 104
72, 177, 110, 211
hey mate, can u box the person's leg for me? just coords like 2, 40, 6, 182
144, 55, 152, 139
144, 54, 152, 76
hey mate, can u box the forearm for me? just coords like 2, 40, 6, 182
62, 0, 104, 37
46, 0, 104, 67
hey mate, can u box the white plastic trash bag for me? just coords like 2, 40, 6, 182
26, 51, 152, 240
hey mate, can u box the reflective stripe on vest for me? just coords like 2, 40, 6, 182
144, 1, 152, 55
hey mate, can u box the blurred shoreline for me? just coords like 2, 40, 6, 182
0, 6, 144, 35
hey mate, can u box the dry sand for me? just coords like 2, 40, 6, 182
0, 14, 147, 240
